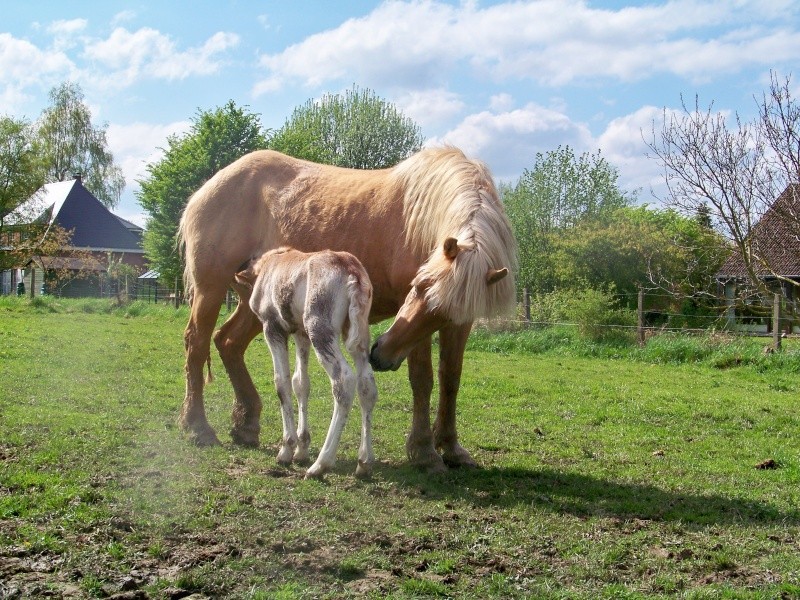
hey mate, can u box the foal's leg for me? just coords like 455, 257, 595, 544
263, 326, 298, 466
213, 300, 263, 447
434, 321, 477, 468
305, 325, 356, 480
406, 337, 447, 474
351, 349, 378, 478
291, 332, 312, 464
180, 287, 226, 446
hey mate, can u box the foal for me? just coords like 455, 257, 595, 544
234, 248, 378, 479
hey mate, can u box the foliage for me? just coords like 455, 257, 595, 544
138, 101, 269, 284
0, 301, 798, 598
550, 205, 729, 308
269, 85, 424, 168
502, 145, 633, 295
561, 285, 636, 344
0, 115, 45, 235
36, 82, 124, 208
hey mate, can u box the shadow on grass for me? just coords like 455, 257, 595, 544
379, 464, 800, 527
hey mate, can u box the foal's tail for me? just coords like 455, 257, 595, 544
344, 271, 373, 356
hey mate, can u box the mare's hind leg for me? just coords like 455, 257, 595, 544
305, 325, 356, 480
434, 322, 477, 468
214, 299, 263, 447
352, 350, 378, 479
263, 326, 298, 465
406, 337, 447, 474
180, 287, 226, 446
291, 332, 312, 464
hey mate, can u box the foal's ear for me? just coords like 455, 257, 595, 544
233, 267, 256, 289
443, 237, 460, 260
486, 268, 508, 285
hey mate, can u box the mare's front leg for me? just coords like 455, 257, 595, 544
434, 322, 477, 468
406, 337, 447, 474
213, 299, 263, 447
264, 326, 298, 465
180, 287, 226, 446
291, 332, 312, 464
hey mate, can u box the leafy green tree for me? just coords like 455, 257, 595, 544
269, 85, 424, 168
138, 101, 269, 283
550, 206, 728, 309
0, 116, 45, 227
502, 146, 633, 296
36, 82, 124, 208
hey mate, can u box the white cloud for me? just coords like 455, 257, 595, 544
83, 28, 240, 88
0, 33, 75, 113
394, 89, 465, 129
106, 120, 192, 227
111, 10, 136, 27
107, 120, 191, 187
430, 103, 593, 183
253, 0, 799, 94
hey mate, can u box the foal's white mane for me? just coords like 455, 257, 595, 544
391, 147, 518, 324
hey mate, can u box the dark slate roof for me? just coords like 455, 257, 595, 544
33, 178, 144, 253
716, 184, 800, 279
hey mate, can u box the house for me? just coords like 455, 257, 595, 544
0, 175, 146, 297
715, 183, 800, 333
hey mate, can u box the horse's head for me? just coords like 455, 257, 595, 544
369, 237, 508, 372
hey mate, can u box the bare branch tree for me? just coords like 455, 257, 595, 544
646, 73, 799, 300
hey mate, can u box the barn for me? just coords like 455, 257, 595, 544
1, 175, 146, 298
715, 183, 800, 333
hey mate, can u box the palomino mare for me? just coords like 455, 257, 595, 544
178, 147, 517, 473
234, 248, 378, 480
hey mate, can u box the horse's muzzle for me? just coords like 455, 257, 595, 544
369, 339, 402, 372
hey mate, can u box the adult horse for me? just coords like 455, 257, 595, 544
178, 147, 517, 472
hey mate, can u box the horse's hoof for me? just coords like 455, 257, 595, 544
441, 444, 478, 469
408, 447, 448, 474
190, 428, 221, 447
230, 427, 260, 448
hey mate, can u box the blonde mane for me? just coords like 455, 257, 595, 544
391, 147, 518, 324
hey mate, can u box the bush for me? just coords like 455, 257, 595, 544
562, 287, 636, 345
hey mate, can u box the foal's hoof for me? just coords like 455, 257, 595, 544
304, 464, 328, 481
355, 460, 374, 479
230, 427, 260, 448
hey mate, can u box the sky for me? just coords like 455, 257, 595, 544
2, 0, 798, 227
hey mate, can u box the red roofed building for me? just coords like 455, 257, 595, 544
716, 184, 800, 333
1, 175, 146, 297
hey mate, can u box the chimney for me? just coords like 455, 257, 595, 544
73, 173, 82, 184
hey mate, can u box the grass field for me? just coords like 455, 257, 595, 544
1, 297, 799, 599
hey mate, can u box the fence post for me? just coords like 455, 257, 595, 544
637, 287, 645, 347
523, 287, 531, 323
773, 292, 781, 351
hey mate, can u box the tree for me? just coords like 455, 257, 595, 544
138, 101, 269, 284
646, 72, 800, 297
269, 85, 424, 169
36, 82, 125, 208
550, 206, 728, 309
502, 145, 634, 296
0, 116, 45, 246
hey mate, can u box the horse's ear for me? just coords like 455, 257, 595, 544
486, 268, 508, 285
443, 237, 459, 260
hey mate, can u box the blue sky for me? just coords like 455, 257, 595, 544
3, 0, 798, 226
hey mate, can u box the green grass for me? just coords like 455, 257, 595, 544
1, 296, 799, 598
